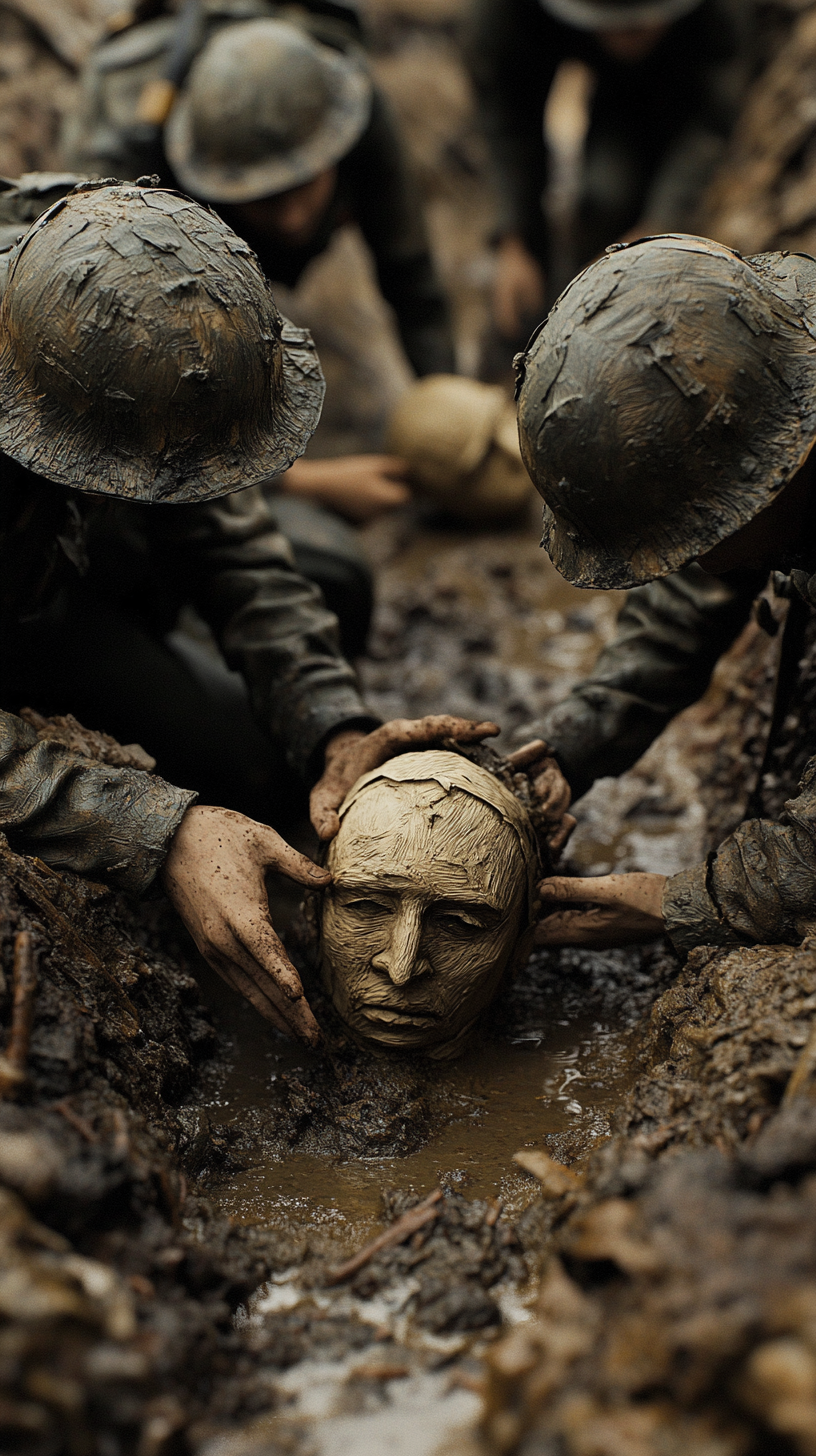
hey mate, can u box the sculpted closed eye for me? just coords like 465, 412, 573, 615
344, 896, 392, 917
434, 909, 495, 937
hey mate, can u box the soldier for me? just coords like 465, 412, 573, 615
465, 0, 746, 344
0, 176, 493, 1045
64, 1, 455, 567
512, 232, 816, 953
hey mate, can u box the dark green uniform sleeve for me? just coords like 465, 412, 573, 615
663, 757, 816, 951
150, 484, 379, 780
0, 709, 194, 894
346, 89, 455, 377
536, 565, 760, 800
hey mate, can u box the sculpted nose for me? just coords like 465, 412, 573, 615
371, 900, 428, 986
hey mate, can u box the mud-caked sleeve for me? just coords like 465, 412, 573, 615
536, 565, 759, 799
347, 89, 455, 377
0, 709, 195, 894
155, 486, 379, 780
663, 758, 816, 952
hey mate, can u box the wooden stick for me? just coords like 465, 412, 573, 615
783, 1020, 816, 1104
325, 1188, 444, 1286
0, 931, 37, 1097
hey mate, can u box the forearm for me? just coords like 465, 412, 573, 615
538, 565, 758, 798
161, 487, 378, 778
0, 709, 194, 894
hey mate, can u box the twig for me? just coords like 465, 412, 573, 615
53, 1098, 98, 1143
325, 1188, 444, 1286
783, 1020, 816, 1104
0, 931, 38, 1097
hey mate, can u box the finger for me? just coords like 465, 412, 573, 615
205, 954, 294, 1036
309, 785, 341, 842
506, 740, 551, 770
253, 824, 331, 887
534, 909, 617, 946
532, 766, 571, 818
374, 456, 410, 480
537, 875, 603, 903
548, 814, 577, 854
376, 715, 500, 751
218, 925, 323, 1045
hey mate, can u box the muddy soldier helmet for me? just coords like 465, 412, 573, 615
538, 0, 703, 30
515, 234, 816, 590
164, 19, 373, 205
0, 180, 324, 504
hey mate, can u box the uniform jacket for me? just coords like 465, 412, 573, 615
537, 562, 816, 954
63, 0, 455, 378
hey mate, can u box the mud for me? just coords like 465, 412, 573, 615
479, 938, 816, 1456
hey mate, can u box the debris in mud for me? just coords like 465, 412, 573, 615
478, 934, 816, 1456
0, 831, 312, 1454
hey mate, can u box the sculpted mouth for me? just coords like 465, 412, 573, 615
358, 1002, 440, 1025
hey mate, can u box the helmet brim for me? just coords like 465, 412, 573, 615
165, 46, 372, 205
538, 0, 702, 30
0, 317, 325, 505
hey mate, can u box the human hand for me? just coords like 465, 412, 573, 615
162, 805, 329, 1045
493, 235, 545, 340
281, 455, 411, 523
310, 715, 500, 841
506, 739, 576, 853
534, 872, 667, 947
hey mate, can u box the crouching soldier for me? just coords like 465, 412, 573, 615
514, 233, 816, 953
0, 177, 493, 1043
65, 3, 457, 646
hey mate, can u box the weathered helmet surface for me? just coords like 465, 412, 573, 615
165, 19, 373, 204
0, 181, 325, 504
538, 0, 702, 32
387, 374, 532, 523
516, 234, 816, 590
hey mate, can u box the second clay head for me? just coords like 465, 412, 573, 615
319, 750, 540, 1058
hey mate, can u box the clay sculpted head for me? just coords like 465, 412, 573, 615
320, 751, 539, 1059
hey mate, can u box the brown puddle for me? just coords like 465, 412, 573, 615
201, 944, 671, 1247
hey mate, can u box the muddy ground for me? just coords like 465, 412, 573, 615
3, 3, 816, 1455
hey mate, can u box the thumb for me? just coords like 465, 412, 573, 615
255, 825, 330, 886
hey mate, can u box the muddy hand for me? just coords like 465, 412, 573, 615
535, 872, 667, 947
507, 739, 576, 854
311, 716, 500, 841
162, 805, 329, 1045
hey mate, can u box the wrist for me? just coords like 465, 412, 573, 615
278, 459, 324, 499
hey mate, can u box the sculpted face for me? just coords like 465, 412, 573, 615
320, 752, 535, 1057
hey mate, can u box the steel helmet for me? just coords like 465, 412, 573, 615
538, 0, 702, 31
516, 234, 816, 589
0, 180, 324, 504
165, 19, 373, 205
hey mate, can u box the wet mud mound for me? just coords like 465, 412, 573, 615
483, 1138, 816, 1456
0, 834, 314, 1455
479, 940, 816, 1455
